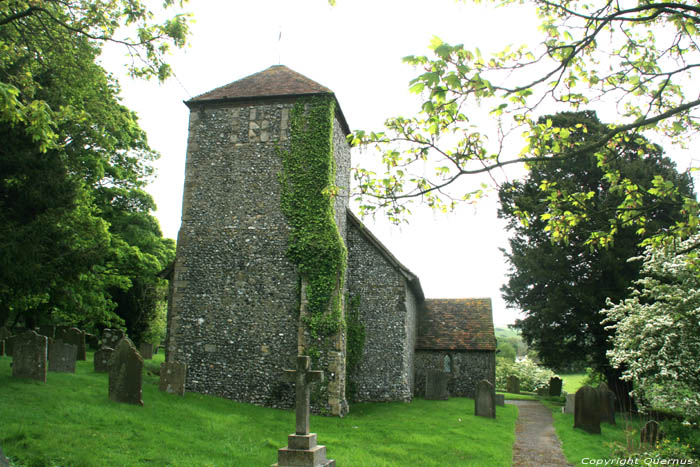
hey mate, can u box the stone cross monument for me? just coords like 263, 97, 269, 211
274, 355, 335, 467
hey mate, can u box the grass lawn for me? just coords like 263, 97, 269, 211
560, 373, 587, 394
0, 354, 518, 466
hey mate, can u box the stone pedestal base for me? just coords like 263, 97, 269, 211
273, 433, 335, 467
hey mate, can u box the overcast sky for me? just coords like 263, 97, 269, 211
99, 0, 558, 326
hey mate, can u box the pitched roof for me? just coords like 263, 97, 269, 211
347, 210, 425, 302
416, 298, 497, 351
186, 65, 350, 135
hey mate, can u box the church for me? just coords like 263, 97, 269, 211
164, 65, 496, 416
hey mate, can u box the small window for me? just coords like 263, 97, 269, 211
443, 354, 452, 373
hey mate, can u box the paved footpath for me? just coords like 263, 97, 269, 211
508, 400, 572, 467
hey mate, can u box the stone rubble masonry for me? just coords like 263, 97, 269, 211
166, 97, 349, 415
345, 220, 418, 402
414, 350, 495, 398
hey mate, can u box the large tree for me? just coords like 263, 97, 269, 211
499, 111, 694, 407
0, 1, 184, 333
352, 0, 700, 246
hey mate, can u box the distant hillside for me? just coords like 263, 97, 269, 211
494, 326, 519, 339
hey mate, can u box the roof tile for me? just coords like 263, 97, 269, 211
416, 298, 497, 351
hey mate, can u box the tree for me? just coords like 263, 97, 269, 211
603, 235, 700, 420
351, 0, 700, 246
499, 111, 694, 408
0, 1, 186, 332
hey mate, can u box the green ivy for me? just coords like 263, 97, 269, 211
345, 294, 366, 402
280, 96, 347, 347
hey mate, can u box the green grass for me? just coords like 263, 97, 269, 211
0, 354, 518, 466
498, 391, 538, 401
560, 373, 587, 394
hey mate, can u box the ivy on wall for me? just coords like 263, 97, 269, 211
345, 294, 366, 401
280, 96, 347, 347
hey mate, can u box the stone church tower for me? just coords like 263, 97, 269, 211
166, 65, 351, 416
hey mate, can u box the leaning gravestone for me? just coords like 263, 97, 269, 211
495, 394, 505, 406
597, 382, 616, 425
475, 379, 496, 418
102, 328, 125, 350
56, 327, 86, 361
563, 393, 575, 414
48, 339, 77, 373
549, 377, 563, 397
108, 338, 144, 406
159, 361, 187, 396
274, 355, 334, 467
12, 330, 48, 383
94, 347, 114, 373
574, 385, 601, 434
425, 369, 449, 400
506, 375, 520, 394
139, 342, 154, 360
0, 327, 11, 357
640, 420, 661, 446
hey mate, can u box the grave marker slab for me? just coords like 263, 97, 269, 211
506, 375, 520, 394
597, 382, 616, 425
139, 342, 154, 360
108, 338, 144, 406
94, 347, 114, 373
48, 339, 77, 373
475, 379, 496, 418
12, 330, 47, 383
425, 369, 449, 400
159, 362, 187, 396
274, 355, 334, 467
102, 328, 125, 350
495, 394, 505, 406
549, 377, 563, 397
563, 393, 575, 414
56, 327, 86, 361
640, 420, 661, 446
574, 385, 601, 434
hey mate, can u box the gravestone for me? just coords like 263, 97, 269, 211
474, 379, 496, 418
159, 361, 187, 396
536, 387, 548, 396
139, 342, 154, 360
108, 338, 144, 406
424, 369, 449, 400
549, 377, 563, 397
574, 385, 601, 434
563, 393, 575, 414
12, 330, 48, 383
48, 339, 77, 373
56, 327, 86, 361
597, 382, 616, 425
506, 375, 520, 394
85, 333, 99, 350
102, 328, 125, 349
0, 327, 11, 357
495, 393, 505, 406
274, 355, 334, 467
94, 347, 114, 373
640, 420, 661, 446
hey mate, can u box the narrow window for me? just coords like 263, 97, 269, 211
443, 354, 451, 373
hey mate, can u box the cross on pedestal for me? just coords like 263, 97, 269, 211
284, 355, 323, 435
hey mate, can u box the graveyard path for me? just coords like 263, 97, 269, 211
508, 400, 572, 467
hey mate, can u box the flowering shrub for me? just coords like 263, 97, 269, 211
496, 357, 556, 392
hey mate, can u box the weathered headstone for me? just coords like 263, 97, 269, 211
48, 339, 77, 373
536, 386, 548, 396
159, 361, 187, 396
139, 342, 154, 360
108, 338, 144, 406
563, 393, 575, 414
495, 393, 505, 406
475, 379, 496, 418
425, 369, 449, 400
506, 375, 520, 394
56, 327, 86, 361
85, 333, 99, 350
597, 382, 616, 425
94, 347, 114, 373
12, 330, 48, 383
640, 420, 661, 446
574, 385, 601, 434
0, 327, 11, 357
274, 355, 334, 467
549, 377, 563, 397
101, 328, 124, 350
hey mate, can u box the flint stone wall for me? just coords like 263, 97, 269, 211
346, 221, 418, 402
167, 98, 349, 414
414, 350, 495, 398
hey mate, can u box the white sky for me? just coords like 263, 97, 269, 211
100, 0, 551, 326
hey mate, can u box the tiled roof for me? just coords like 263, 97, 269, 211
416, 298, 496, 351
186, 65, 351, 136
